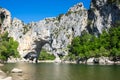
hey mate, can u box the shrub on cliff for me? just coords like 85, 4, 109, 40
107, 0, 120, 4
0, 32, 19, 62
39, 49, 55, 60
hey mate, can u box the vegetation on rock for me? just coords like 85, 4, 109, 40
23, 25, 29, 34
39, 49, 55, 60
57, 14, 64, 22
107, 0, 120, 4
0, 32, 19, 62
68, 25, 120, 62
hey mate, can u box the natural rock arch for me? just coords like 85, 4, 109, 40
23, 34, 56, 63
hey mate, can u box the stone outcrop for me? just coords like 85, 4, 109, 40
0, 0, 120, 62
11, 68, 23, 73
0, 63, 4, 66
1, 77, 12, 80
0, 70, 12, 80
0, 70, 6, 79
0, 8, 11, 33
87, 57, 114, 64
87, 57, 94, 63
88, 0, 120, 35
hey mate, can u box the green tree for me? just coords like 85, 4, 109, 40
69, 36, 81, 56
0, 32, 19, 62
68, 25, 120, 62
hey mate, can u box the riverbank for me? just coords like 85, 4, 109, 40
0, 69, 12, 80
2, 56, 120, 65
0, 68, 24, 80
41, 57, 120, 65
0, 59, 120, 80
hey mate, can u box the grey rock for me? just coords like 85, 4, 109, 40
0, 0, 120, 62
0, 7, 11, 33
11, 68, 22, 73
99, 57, 106, 64
0, 70, 12, 80
0, 70, 6, 79
0, 63, 4, 66
99, 57, 114, 64
1, 77, 12, 80
87, 57, 94, 63
88, 0, 120, 34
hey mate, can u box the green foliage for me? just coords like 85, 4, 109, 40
114, 21, 120, 27
107, 0, 116, 4
68, 26, 120, 61
0, 32, 19, 61
65, 11, 73, 16
107, 0, 120, 4
39, 49, 55, 60
57, 14, 64, 22
65, 53, 76, 61
87, 19, 92, 26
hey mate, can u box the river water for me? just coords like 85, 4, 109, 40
1, 63, 120, 80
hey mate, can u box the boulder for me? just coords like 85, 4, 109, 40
87, 57, 94, 63
99, 57, 114, 64
0, 70, 6, 79
99, 57, 106, 64
1, 77, 12, 80
54, 57, 61, 63
11, 68, 22, 73
0, 63, 4, 66
105, 59, 114, 64
93, 58, 99, 64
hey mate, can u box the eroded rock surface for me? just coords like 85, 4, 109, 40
0, 0, 120, 62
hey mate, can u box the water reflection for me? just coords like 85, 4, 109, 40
1, 63, 120, 80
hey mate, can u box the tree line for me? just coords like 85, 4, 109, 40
1, 26, 120, 62
68, 26, 120, 62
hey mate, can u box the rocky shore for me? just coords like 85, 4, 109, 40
0, 69, 12, 80
0, 66, 23, 80
1, 56, 120, 80
5, 56, 120, 65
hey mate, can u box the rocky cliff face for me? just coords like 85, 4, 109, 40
0, 8, 11, 33
0, 0, 120, 61
88, 0, 120, 35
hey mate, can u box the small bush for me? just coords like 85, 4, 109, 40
57, 14, 64, 22
107, 0, 117, 4
65, 11, 73, 16
39, 49, 55, 60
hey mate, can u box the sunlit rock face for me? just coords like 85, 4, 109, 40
0, 8, 11, 33
0, 0, 120, 61
7, 2, 88, 60
88, 0, 120, 35
9, 19, 52, 58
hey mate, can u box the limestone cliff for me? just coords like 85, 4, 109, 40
0, 7, 11, 33
88, 0, 120, 35
0, 0, 120, 61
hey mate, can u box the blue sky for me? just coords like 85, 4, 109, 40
0, 0, 91, 23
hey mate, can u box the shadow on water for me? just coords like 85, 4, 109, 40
1, 63, 120, 80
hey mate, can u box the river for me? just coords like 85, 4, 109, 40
1, 63, 120, 80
